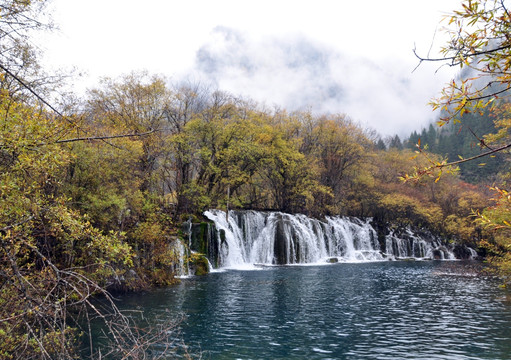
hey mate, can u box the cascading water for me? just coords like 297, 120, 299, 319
324, 216, 383, 261
171, 239, 190, 277
467, 247, 479, 259
385, 228, 455, 260
203, 210, 461, 269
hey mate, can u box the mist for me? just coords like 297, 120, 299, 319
186, 26, 452, 137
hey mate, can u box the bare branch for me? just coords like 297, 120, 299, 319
413, 44, 511, 66
0, 62, 65, 118
466, 125, 494, 151
436, 141, 511, 168
0, 215, 34, 233
53, 129, 159, 144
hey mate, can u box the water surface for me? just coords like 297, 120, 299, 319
115, 261, 511, 359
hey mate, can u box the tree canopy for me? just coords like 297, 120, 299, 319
0, 0, 508, 358
412, 0, 511, 277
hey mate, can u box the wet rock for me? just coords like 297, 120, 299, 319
189, 254, 210, 276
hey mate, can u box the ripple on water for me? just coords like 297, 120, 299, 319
111, 261, 511, 360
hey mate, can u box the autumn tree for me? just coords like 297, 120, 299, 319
0, 2, 196, 355
166, 82, 210, 213
419, 0, 511, 122
408, 1, 511, 177
411, 0, 511, 277
261, 119, 327, 214
0, 0, 65, 103
0, 93, 144, 358
316, 116, 368, 210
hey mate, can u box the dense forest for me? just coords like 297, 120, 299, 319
0, 72, 499, 357
405, 112, 508, 183
2, 0, 511, 358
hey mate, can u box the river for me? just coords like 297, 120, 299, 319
109, 261, 511, 359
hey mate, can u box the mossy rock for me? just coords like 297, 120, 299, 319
189, 253, 209, 276
180, 213, 200, 223
186, 222, 213, 254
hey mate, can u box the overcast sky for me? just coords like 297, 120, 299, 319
39, 0, 463, 137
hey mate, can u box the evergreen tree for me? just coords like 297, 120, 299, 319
388, 135, 403, 150
375, 138, 386, 151
407, 130, 419, 150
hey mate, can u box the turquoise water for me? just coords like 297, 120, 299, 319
113, 261, 511, 359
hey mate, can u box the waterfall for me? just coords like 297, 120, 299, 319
203, 210, 459, 268
467, 247, 479, 259
172, 239, 190, 277
384, 228, 456, 260
324, 216, 383, 261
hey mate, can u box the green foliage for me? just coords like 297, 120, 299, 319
411, 0, 511, 280
2, 1, 507, 349
189, 253, 209, 276
430, 0, 511, 124
406, 111, 508, 183
0, 94, 137, 357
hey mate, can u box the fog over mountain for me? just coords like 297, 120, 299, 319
189, 26, 448, 137
40, 0, 461, 137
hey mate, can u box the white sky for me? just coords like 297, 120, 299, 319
39, 0, 463, 137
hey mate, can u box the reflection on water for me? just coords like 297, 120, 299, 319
113, 262, 511, 359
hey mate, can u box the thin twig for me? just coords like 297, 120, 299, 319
0, 62, 65, 118
438, 141, 511, 168
53, 130, 158, 144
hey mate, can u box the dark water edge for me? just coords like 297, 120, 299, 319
96, 261, 511, 359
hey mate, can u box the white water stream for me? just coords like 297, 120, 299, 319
204, 210, 458, 269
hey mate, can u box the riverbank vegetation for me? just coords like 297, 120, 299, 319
1, 0, 511, 358
63, 71, 494, 246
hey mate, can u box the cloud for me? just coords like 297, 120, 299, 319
188, 26, 449, 137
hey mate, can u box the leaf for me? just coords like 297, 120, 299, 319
435, 170, 442, 183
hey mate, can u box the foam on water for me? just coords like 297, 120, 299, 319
204, 210, 458, 269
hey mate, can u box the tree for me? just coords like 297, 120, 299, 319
388, 135, 404, 150
407, 131, 420, 150
0, 82, 197, 359
302, 114, 368, 213
375, 137, 387, 150
416, 0, 511, 124
410, 0, 511, 178
85, 72, 174, 193
80, 74, 194, 284
0, 2, 196, 353
406, 0, 511, 179
166, 82, 210, 213
0, 94, 142, 359
261, 121, 326, 214
413, 0, 511, 279
0, 0, 64, 103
